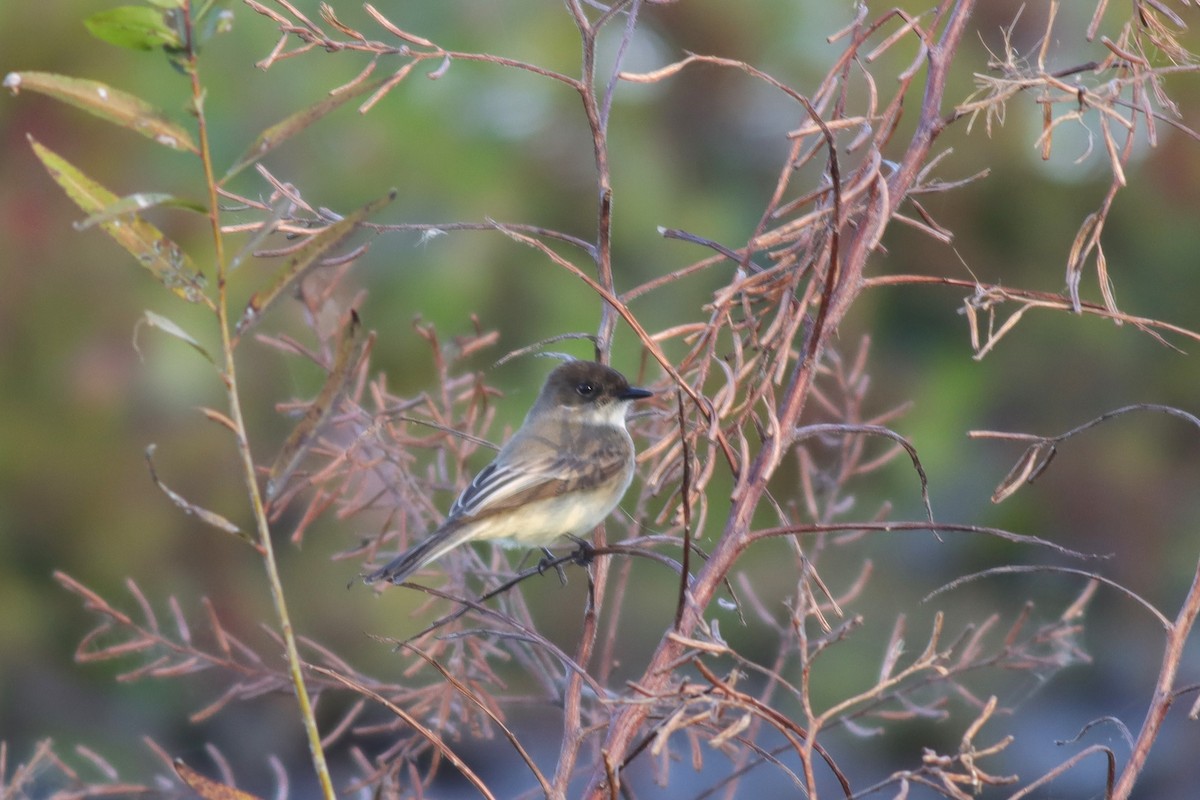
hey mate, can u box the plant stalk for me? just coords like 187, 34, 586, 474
183, 3, 335, 796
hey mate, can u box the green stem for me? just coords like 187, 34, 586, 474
183, 3, 334, 797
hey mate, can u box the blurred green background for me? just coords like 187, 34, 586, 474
3, 1, 1200, 796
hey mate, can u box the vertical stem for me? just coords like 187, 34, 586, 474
182, 3, 334, 797
555, 6, 610, 793
568, 0, 640, 359
1112, 558, 1200, 799
551, 558, 609, 800
554, 4, 643, 793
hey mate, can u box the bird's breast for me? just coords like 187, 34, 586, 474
483, 466, 634, 547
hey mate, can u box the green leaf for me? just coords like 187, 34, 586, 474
196, 1, 235, 44
29, 136, 209, 305
236, 190, 397, 335
3, 71, 198, 153
75, 193, 207, 230
84, 6, 182, 52
223, 76, 389, 181
134, 310, 215, 365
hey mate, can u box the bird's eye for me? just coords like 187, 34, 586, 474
575, 382, 595, 397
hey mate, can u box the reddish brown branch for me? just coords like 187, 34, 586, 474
583, 3, 979, 796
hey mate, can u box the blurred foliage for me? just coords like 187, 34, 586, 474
2, 0, 1200, 796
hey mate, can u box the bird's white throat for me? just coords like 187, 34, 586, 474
563, 399, 633, 429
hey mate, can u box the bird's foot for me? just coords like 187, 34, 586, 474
566, 535, 595, 566
537, 547, 569, 586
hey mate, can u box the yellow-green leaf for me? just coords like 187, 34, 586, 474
236, 190, 396, 335
4, 71, 197, 153
267, 311, 367, 500
134, 310, 214, 365
222, 76, 388, 181
84, 6, 183, 52
29, 136, 208, 304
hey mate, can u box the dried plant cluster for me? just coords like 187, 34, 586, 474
6, 1, 1200, 799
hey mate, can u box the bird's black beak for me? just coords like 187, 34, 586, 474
620, 386, 653, 400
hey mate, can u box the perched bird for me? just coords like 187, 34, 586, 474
364, 360, 653, 585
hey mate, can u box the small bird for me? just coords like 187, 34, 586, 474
364, 360, 653, 585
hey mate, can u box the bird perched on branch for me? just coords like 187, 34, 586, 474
364, 360, 653, 586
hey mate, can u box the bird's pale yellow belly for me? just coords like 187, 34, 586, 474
476, 479, 632, 548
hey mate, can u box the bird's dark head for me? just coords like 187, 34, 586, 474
536, 361, 652, 418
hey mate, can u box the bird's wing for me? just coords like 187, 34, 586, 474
449, 448, 628, 522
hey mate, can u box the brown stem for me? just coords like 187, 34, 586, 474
581, 2, 977, 796
551, 558, 609, 799
1112, 556, 1200, 798
553, 4, 640, 794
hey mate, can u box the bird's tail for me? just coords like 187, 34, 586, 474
362, 524, 470, 585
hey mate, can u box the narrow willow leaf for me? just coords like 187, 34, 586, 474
145, 445, 245, 539
222, 76, 388, 181
236, 190, 396, 335
29, 137, 209, 304
85, 6, 183, 52
5, 71, 197, 153
267, 311, 366, 500
76, 193, 207, 230
174, 760, 265, 800
134, 310, 214, 365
